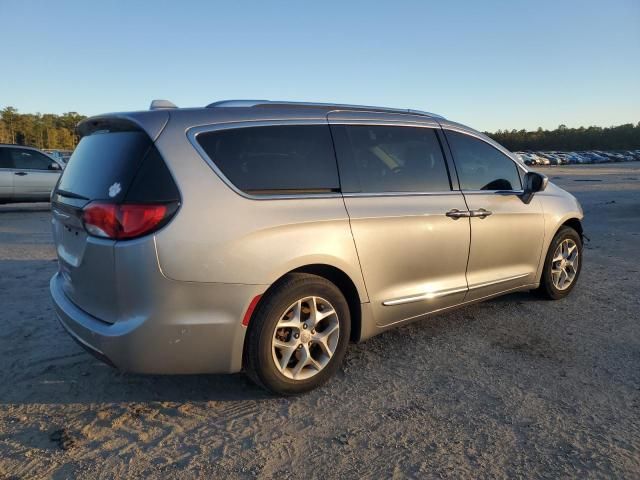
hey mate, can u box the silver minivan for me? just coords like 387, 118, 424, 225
0, 145, 63, 202
50, 100, 583, 394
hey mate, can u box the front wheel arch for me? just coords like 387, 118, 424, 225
561, 217, 583, 241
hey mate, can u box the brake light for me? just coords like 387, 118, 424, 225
82, 202, 173, 239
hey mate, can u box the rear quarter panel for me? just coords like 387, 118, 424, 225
151, 113, 369, 302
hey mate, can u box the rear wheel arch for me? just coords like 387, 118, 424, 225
291, 265, 362, 343
242, 264, 363, 355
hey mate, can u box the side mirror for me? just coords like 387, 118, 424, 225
49, 162, 61, 171
520, 171, 548, 204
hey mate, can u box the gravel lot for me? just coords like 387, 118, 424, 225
1, 163, 639, 479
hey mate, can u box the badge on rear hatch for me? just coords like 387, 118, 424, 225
108, 182, 122, 198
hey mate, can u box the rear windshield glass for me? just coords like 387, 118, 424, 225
196, 125, 340, 194
57, 131, 151, 201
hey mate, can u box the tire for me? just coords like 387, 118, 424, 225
244, 273, 351, 395
536, 226, 583, 300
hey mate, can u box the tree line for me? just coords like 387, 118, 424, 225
1, 106, 638, 152
0, 107, 86, 150
486, 122, 640, 152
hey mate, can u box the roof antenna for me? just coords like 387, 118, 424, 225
150, 99, 177, 110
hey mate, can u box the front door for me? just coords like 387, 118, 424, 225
444, 128, 545, 300
9, 148, 61, 199
329, 113, 471, 327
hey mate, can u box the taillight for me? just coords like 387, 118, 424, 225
82, 202, 176, 240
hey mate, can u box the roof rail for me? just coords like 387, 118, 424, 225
150, 99, 178, 110
205, 99, 445, 119
206, 99, 269, 108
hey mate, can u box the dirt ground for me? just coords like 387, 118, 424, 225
0, 163, 639, 479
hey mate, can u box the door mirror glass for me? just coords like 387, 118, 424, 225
49, 162, 61, 170
521, 171, 548, 204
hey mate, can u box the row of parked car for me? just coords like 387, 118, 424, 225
43, 149, 73, 166
515, 150, 640, 166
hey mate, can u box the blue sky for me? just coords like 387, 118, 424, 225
1, 0, 638, 131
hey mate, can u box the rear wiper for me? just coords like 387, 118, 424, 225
55, 189, 89, 200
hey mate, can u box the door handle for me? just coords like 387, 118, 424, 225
446, 209, 471, 219
470, 208, 492, 218
14, 171, 28, 176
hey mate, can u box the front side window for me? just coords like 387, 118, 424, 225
196, 125, 340, 195
445, 131, 522, 191
10, 149, 54, 170
331, 125, 451, 193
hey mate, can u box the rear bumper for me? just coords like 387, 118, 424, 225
50, 272, 266, 374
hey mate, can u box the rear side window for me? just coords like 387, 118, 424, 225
196, 125, 340, 195
446, 131, 522, 191
331, 125, 451, 193
57, 131, 152, 201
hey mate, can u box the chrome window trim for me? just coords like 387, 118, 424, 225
0, 168, 59, 173
461, 189, 525, 195
187, 119, 343, 201
343, 191, 461, 198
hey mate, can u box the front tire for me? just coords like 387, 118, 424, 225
244, 273, 351, 395
537, 226, 582, 300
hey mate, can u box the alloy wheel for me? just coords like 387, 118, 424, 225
551, 238, 579, 290
271, 296, 340, 380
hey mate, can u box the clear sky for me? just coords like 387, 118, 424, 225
1, 0, 638, 131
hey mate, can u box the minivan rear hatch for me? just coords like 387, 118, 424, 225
51, 116, 179, 323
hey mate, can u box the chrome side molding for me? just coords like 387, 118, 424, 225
383, 286, 468, 306
383, 273, 530, 306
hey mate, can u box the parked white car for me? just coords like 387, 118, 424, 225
0, 144, 63, 203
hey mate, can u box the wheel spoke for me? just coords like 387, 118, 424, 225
314, 322, 339, 342
558, 269, 568, 288
315, 306, 336, 324
314, 324, 339, 357
307, 354, 323, 371
317, 338, 335, 359
290, 345, 311, 379
277, 300, 302, 328
275, 343, 297, 371
273, 338, 294, 350
307, 297, 317, 325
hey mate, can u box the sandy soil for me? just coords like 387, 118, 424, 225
0, 163, 639, 479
